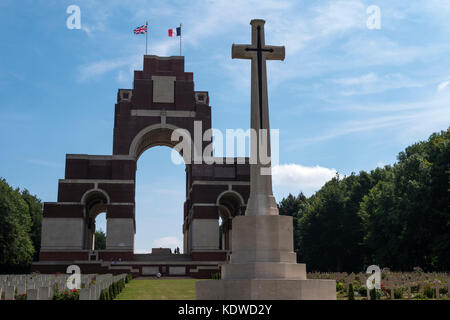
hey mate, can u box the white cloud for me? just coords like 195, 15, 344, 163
312, 0, 365, 36
376, 162, 386, 168
334, 72, 378, 86
116, 70, 128, 85
77, 53, 143, 83
290, 92, 450, 147
342, 36, 425, 67
437, 80, 450, 92
272, 164, 336, 189
152, 236, 183, 251
332, 73, 422, 96
81, 23, 105, 37
75, 0, 114, 37
78, 57, 134, 82
420, 0, 450, 31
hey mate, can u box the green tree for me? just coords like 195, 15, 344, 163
20, 189, 43, 261
0, 179, 34, 270
95, 230, 106, 250
278, 193, 306, 217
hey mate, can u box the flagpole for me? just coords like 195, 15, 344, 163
145, 20, 149, 55
180, 23, 182, 56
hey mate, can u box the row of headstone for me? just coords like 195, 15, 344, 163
0, 273, 128, 300
78, 273, 128, 300
307, 271, 449, 299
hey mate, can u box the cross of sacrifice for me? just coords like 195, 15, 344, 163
231, 19, 285, 130
231, 19, 285, 216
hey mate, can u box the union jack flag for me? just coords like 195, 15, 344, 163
134, 24, 148, 34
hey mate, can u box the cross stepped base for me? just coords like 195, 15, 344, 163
195, 215, 336, 300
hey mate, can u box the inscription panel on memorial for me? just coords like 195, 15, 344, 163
169, 266, 186, 275
152, 76, 176, 103
142, 266, 159, 275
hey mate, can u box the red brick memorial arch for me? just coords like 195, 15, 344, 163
33, 55, 250, 278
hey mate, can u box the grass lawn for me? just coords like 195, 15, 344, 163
115, 279, 200, 300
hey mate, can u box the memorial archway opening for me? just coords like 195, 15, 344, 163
134, 145, 186, 254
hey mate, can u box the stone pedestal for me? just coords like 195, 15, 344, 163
196, 215, 336, 300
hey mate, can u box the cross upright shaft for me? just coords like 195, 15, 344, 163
232, 19, 285, 216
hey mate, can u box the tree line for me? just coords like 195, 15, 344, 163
279, 128, 449, 272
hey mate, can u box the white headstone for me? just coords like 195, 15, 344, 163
16, 284, 26, 296
5, 286, 15, 300
38, 287, 51, 300
89, 286, 96, 300
96, 284, 101, 299
27, 289, 39, 300
79, 288, 90, 300
27, 281, 35, 290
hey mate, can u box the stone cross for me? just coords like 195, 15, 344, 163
231, 19, 285, 216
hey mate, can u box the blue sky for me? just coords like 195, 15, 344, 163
0, 0, 449, 252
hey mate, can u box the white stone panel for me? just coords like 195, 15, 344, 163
191, 219, 219, 251
41, 218, 84, 250
142, 267, 159, 275
169, 266, 186, 275
152, 76, 176, 103
106, 218, 134, 250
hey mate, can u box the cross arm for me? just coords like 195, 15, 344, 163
231, 44, 253, 60
265, 45, 285, 61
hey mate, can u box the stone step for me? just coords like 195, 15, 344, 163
222, 262, 306, 280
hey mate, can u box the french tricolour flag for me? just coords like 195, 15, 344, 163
168, 27, 181, 37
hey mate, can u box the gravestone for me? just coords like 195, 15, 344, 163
196, 19, 336, 300
16, 284, 26, 296
95, 284, 101, 299
27, 289, 39, 300
79, 288, 90, 300
38, 287, 51, 300
90, 286, 97, 300
5, 286, 15, 300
